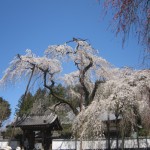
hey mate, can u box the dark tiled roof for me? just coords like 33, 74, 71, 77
12, 113, 62, 130
16, 113, 57, 126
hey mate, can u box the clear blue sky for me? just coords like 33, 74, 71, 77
0, 0, 143, 120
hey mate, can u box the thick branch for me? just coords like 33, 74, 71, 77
18, 55, 79, 115
66, 37, 87, 44
51, 89, 79, 115
43, 71, 79, 115
79, 56, 93, 106
89, 80, 105, 105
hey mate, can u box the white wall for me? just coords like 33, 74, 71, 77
0, 140, 20, 149
0, 140, 43, 150
52, 138, 150, 150
0, 140, 8, 149
1, 138, 150, 149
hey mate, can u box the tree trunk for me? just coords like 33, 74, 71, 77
121, 127, 125, 150
136, 130, 139, 149
115, 116, 119, 150
146, 134, 148, 150
106, 114, 111, 150
80, 137, 83, 150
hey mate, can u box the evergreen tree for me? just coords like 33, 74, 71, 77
16, 92, 34, 117
0, 97, 11, 125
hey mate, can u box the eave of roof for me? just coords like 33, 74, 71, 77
9, 113, 62, 130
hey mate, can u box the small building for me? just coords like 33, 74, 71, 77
100, 112, 122, 137
11, 113, 62, 150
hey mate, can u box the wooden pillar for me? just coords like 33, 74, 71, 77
28, 130, 35, 149
23, 129, 35, 150
22, 129, 28, 150
41, 129, 52, 150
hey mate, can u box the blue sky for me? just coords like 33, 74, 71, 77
0, 0, 144, 120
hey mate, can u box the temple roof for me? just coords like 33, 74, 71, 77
10, 113, 62, 131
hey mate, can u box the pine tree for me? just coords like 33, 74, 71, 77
0, 97, 11, 125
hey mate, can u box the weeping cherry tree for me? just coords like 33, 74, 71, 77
0, 38, 117, 116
